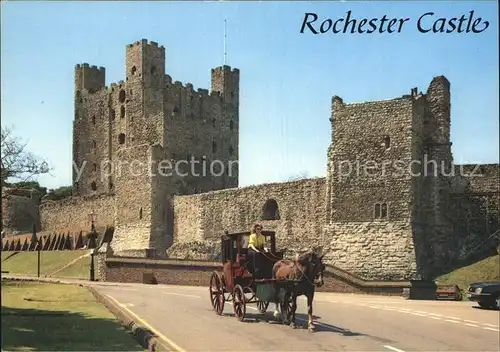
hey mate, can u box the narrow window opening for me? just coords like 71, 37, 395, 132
212, 141, 217, 153
91, 182, 97, 191
92, 115, 96, 125
212, 118, 216, 127
381, 203, 388, 218
139, 207, 143, 219
229, 120, 234, 131
110, 109, 115, 120
131, 66, 137, 75
374, 203, 381, 218
118, 133, 126, 145
120, 106, 125, 118
118, 89, 126, 103
383, 135, 390, 149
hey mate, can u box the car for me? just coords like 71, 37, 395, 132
467, 281, 500, 310
436, 284, 462, 301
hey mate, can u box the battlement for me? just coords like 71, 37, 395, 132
127, 38, 165, 50
75, 63, 106, 93
166, 76, 222, 100
75, 63, 105, 72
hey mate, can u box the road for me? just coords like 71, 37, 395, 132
94, 283, 500, 352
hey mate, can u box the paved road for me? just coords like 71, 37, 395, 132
93, 283, 500, 352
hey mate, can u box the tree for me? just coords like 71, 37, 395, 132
287, 170, 309, 181
44, 186, 73, 201
3, 180, 48, 198
1, 126, 51, 193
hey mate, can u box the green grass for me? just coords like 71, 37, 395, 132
1, 281, 144, 351
1, 251, 90, 278
436, 254, 500, 296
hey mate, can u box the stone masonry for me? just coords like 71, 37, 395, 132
26, 39, 499, 282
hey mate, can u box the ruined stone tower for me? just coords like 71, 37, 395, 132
324, 77, 456, 280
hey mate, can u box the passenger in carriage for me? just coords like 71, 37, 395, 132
247, 224, 270, 278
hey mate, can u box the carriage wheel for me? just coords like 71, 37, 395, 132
209, 271, 225, 315
280, 294, 293, 323
256, 300, 269, 313
232, 284, 246, 322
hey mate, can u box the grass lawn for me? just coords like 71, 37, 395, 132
1, 280, 145, 351
1, 251, 89, 278
437, 254, 500, 297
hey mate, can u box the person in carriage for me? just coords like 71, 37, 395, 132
246, 223, 272, 278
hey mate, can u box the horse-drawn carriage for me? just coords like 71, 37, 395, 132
208, 230, 297, 323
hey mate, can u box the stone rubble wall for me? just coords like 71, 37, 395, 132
170, 177, 327, 259
323, 221, 418, 281
39, 193, 115, 234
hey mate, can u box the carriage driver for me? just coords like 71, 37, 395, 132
248, 224, 269, 253
247, 224, 269, 277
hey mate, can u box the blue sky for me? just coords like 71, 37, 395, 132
1, 1, 498, 190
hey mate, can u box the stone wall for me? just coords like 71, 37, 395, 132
323, 221, 418, 280
101, 256, 409, 295
39, 193, 115, 234
171, 177, 327, 257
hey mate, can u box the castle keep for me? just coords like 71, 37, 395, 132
4, 39, 498, 283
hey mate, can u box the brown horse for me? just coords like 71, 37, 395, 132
271, 250, 325, 332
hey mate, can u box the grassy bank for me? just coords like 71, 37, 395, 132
437, 254, 500, 295
1, 280, 144, 351
1, 251, 89, 279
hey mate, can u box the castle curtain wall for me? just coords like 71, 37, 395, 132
40, 194, 115, 234
172, 178, 326, 252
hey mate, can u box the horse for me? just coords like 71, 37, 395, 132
271, 250, 325, 332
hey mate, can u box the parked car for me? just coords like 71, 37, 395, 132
436, 284, 463, 301
467, 281, 500, 309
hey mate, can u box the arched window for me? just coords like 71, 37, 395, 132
118, 133, 125, 144
262, 199, 280, 220
131, 66, 137, 75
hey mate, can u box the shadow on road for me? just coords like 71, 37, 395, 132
213, 309, 371, 338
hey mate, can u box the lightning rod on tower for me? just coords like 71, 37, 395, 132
223, 18, 227, 65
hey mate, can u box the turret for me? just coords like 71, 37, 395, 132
211, 65, 239, 104
126, 39, 165, 89
75, 63, 105, 94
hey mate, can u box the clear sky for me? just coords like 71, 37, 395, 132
1, 1, 498, 190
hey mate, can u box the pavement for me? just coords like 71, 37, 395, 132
3, 275, 499, 352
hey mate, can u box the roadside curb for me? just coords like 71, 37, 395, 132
87, 286, 171, 352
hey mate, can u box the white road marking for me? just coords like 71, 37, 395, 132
428, 313, 442, 317
445, 319, 459, 323
482, 323, 499, 328
162, 292, 201, 299
465, 323, 479, 327
484, 327, 500, 332
383, 345, 406, 352
464, 320, 479, 324
410, 313, 427, 317
430, 317, 441, 320
118, 288, 137, 292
